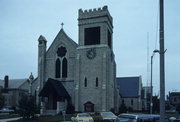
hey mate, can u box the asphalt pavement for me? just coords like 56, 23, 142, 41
0, 117, 22, 122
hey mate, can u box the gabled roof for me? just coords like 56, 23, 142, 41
46, 29, 78, 54
0, 79, 28, 89
59, 29, 78, 47
39, 78, 71, 99
116, 76, 141, 98
61, 81, 74, 97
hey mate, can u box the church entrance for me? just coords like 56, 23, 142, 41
39, 78, 71, 112
48, 92, 58, 109
52, 94, 57, 109
84, 101, 94, 112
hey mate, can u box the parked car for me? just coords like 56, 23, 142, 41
173, 119, 180, 122
0, 108, 14, 113
169, 117, 176, 122
71, 113, 94, 122
115, 113, 170, 122
100, 112, 117, 122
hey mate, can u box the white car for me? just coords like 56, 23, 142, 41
100, 112, 117, 121
0, 108, 14, 113
71, 113, 94, 122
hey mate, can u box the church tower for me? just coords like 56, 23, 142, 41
75, 6, 117, 112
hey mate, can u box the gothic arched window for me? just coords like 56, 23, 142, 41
55, 59, 61, 78
96, 77, 98, 87
84, 78, 87, 87
62, 58, 68, 78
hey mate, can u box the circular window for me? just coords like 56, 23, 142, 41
57, 46, 67, 57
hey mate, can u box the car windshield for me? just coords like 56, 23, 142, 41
115, 117, 136, 122
101, 112, 114, 116
78, 114, 90, 117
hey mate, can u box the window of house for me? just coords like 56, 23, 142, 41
96, 77, 98, 87
85, 27, 100, 45
55, 59, 61, 78
62, 58, 67, 78
131, 99, 133, 106
108, 29, 112, 48
84, 78, 87, 87
122, 99, 124, 104
57, 46, 67, 57
55, 46, 68, 78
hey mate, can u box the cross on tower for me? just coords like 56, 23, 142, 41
61, 22, 64, 29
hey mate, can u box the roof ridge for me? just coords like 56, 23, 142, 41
59, 29, 78, 46
8, 78, 28, 80
39, 78, 70, 99
46, 28, 78, 54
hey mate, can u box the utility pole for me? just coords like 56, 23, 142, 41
150, 49, 159, 114
159, 0, 165, 121
150, 55, 153, 114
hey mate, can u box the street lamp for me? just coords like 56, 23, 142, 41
150, 49, 159, 114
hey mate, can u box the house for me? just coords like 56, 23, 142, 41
116, 76, 144, 111
169, 92, 180, 110
0, 76, 30, 108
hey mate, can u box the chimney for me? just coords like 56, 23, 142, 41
4, 75, 9, 89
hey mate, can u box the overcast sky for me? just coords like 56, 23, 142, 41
0, 0, 179, 95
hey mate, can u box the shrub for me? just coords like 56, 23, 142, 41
66, 104, 75, 114
110, 108, 115, 114
0, 92, 4, 109
119, 103, 127, 113
127, 107, 133, 112
176, 103, 180, 114
18, 95, 39, 119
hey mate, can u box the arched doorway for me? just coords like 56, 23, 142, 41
84, 101, 94, 112
39, 78, 71, 110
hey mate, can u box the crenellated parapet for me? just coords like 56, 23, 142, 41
78, 6, 113, 26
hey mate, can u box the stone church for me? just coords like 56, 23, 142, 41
35, 6, 120, 114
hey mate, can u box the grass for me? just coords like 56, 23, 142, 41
9, 114, 73, 122
0, 114, 20, 119
166, 113, 180, 118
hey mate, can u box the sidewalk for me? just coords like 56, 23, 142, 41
0, 117, 22, 122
